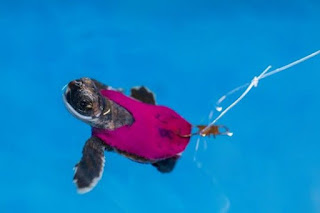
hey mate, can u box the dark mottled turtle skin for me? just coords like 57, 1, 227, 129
63, 78, 179, 193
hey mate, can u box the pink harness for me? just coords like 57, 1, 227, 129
92, 90, 192, 160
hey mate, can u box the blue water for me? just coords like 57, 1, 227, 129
1, 1, 320, 212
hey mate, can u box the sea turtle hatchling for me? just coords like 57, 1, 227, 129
63, 77, 229, 193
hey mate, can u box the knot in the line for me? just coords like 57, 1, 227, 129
252, 76, 259, 87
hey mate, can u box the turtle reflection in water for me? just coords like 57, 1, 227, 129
63, 78, 230, 193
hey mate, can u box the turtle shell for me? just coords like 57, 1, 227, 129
92, 89, 192, 161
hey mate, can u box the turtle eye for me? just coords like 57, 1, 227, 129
86, 103, 93, 109
79, 100, 92, 110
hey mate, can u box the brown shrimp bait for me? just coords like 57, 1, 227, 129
196, 125, 232, 137
179, 124, 232, 138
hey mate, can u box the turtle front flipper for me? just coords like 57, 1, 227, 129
152, 155, 180, 173
73, 136, 111, 194
130, 86, 156, 105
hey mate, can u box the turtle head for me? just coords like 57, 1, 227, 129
63, 77, 108, 125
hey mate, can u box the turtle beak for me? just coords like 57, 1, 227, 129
68, 80, 82, 90
63, 80, 83, 102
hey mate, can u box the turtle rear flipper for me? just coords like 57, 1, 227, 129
73, 136, 111, 194
152, 155, 180, 173
130, 86, 156, 105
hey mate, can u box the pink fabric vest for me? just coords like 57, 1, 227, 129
92, 90, 192, 160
